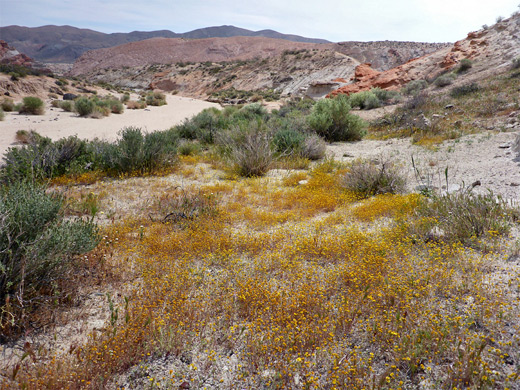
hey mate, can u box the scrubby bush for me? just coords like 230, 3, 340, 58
416, 191, 514, 247
434, 73, 456, 87
219, 120, 273, 177
75, 97, 95, 116
174, 108, 229, 144
512, 57, 520, 69
300, 134, 326, 160
450, 82, 481, 98
456, 59, 473, 73
59, 100, 75, 112
126, 100, 147, 109
308, 95, 366, 142
1, 98, 15, 112
348, 90, 381, 110
109, 99, 124, 114
146, 91, 167, 106
120, 93, 130, 103
98, 127, 178, 174
272, 129, 305, 155
371, 87, 401, 104
178, 140, 202, 156
0, 182, 99, 333
0, 108, 4, 121
342, 159, 406, 198
19, 96, 44, 115
402, 80, 428, 96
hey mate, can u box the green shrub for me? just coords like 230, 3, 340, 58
402, 80, 429, 96
75, 97, 95, 116
174, 108, 228, 144
272, 129, 305, 155
126, 100, 147, 109
371, 87, 401, 103
456, 59, 473, 73
512, 57, 520, 69
1, 98, 15, 112
19, 96, 44, 115
416, 191, 514, 247
121, 93, 130, 103
348, 90, 381, 110
342, 159, 406, 198
308, 95, 366, 142
178, 140, 201, 156
0, 108, 4, 121
0, 182, 99, 334
59, 100, 75, 112
109, 99, 124, 114
146, 91, 167, 106
434, 73, 456, 87
450, 83, 481, 98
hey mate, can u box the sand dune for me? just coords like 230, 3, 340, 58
0, 95, 220, 157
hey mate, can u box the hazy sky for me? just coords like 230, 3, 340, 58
1, 0, 519, 42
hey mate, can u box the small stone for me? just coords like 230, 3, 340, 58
510, 182, 520, 187
499, 143, 511, 148
471, 180, 481, 188
445, 104, 454, 109
179, 382, 190, 390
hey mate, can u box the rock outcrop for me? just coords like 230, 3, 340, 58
329, 12, 520, 97
0, 40, 34, 67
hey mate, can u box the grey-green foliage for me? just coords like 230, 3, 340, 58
272, 129, 305, 155
75, 97, 95, 116
402, 80, 428, 96
0, 182, 99, 308
434, 73, 456, 87
98, 127, 178, 174
308, 95, 366, 142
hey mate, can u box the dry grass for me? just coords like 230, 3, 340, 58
2, 156, 519, 390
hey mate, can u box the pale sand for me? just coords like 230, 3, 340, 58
0, 95, 220, 157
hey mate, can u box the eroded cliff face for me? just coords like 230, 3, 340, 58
329, 13, 520, 97
0, 40, 34, 68
69, 35, 447, 99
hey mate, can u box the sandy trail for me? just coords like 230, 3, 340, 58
0, 95, 220, 157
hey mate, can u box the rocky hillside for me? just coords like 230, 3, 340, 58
330, 13, 520, 96
0, 40, 34, 68
0, 25, 328, 63
69, 35, 446, 100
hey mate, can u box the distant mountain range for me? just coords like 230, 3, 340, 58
0, 25, 330, 63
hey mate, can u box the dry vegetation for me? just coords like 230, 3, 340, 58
2, 153, 519, 389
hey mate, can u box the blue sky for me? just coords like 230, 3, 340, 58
1, 0, 519, 42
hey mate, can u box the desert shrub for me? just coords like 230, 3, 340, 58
99, 127, 178, 174
219, 120, 273, 177
300, 134, 326, 160
342, 159, 406, 198
434, 73, 456, 87
308, 95, 366, 142
0, 108, 3, 121
230, 103, 268, 122
154, 188, 218, 224
0, 182, 99, 334
456, 59, 473, 73
146, 91, 167, 106
174, 108, 228, 144
120, 93, 130, 103
450, 82, 481, 98
51, 99, 60, 108
272, 129, 305, 155
126, 100, 147, 109
75, 97, 95, 116
371, 87, 401, 103
109, 99, 124, 114
1, 133, 95, 182
19, 96, 44, 115
416, 191, 514, 247
348, 90, 381, 110
402, 80, 428, 96
512, 57, 520, 69
59, 100, 75, 112
178, 140, 201, 156
1, 98, 15, 112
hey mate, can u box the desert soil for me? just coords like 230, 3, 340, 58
0, 94, 220, 157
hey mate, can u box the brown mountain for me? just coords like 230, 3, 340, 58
0, 25, 329, 64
